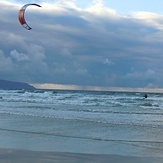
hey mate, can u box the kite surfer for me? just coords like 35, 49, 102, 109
143, 94, 147, 99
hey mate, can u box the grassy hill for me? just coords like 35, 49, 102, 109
0, 79, 35, 90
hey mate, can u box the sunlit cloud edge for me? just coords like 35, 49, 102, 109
31, 83, 163, 93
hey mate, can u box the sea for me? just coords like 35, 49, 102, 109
0, 89, 163, 157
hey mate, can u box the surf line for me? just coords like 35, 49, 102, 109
0, 128, 163, 144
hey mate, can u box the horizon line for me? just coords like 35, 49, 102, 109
31, 83, 163, 93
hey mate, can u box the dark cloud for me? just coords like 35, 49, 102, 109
1, 1, 163, 88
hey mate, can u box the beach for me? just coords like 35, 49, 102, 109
0, 148, 163, 163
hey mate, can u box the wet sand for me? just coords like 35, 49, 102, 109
0, 148, 163, 163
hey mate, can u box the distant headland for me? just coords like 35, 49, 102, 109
0, 79, 35, 90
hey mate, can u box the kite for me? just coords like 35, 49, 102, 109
18, 3, 41, 30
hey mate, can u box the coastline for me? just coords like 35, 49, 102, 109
0, 148, 163, 163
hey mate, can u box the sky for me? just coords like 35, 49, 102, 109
1, 0, 163, 91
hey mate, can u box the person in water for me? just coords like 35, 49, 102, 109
144, 94, 147, 99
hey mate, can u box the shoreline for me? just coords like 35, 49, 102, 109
0, 148, 163, 163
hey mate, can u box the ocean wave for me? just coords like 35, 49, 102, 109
1, 89, 163, 109
0, 109, 163, 129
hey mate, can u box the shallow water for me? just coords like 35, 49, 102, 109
0, 89, 163, 156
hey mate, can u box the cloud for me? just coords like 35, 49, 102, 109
0, 50, 13, 73
1, 0, 163, 89
56, 0, 78, 9
10, 50, 29, 61
131, 11, 163, 30
103, 58, 114, 66
86, 0, 117, 16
